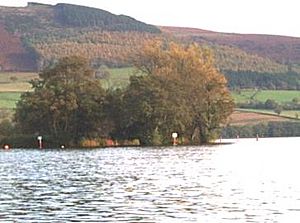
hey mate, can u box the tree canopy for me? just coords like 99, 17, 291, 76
14, 56, 108, 146
118, 40, 234, 144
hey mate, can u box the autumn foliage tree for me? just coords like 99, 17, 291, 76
126, 40, 234, 144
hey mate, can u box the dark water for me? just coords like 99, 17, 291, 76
1, 137, 300, 222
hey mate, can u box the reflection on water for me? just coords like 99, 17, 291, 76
1, 137, 300, 222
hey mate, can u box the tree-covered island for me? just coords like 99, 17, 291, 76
2, 41, 235, 148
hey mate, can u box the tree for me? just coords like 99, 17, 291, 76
274, 105, 283, 116
265, 99, 278, 109
292, 97, 300, 104
0, 119, 14, 139
116, 75, 191, 145
129, 40, 234, 144
15, 56, 107, 146
95, 65, 111, 79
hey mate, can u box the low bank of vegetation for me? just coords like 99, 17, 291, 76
222, 121, 300, 139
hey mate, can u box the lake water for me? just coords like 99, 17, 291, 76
0, 137, 300, 222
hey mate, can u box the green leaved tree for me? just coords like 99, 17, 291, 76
15, 56, 107, 146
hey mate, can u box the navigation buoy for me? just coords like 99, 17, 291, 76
37, 136, 43, 149
172, 132, 178, 146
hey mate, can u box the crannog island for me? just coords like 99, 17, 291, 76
1, 41, 235, 148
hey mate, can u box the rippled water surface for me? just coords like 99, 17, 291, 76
1, 137, 300, 222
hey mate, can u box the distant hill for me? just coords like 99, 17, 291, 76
160, 26, 300, 65
0, 2, 160, 71
0, 2, 300, 78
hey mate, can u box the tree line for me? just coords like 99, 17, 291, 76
236, 98, 300, 116
224, 71, 300, 90
222, 122, 300, 138
1, 41, 234, 147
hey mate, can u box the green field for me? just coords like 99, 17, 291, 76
0, 69, 137, 92
100, 67, 143, 89
232, 89, 300, 103
0, 92, 22, 109
0, 68, 138, 109
232, 89, 300, 119
0, 72, 37, 120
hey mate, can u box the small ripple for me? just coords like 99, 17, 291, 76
287, 208, 300, 211
1, 143, 300, 222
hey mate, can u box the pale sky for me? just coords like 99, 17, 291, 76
1, 0, 300, 37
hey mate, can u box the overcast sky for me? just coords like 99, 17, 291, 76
1, 0, 300, 37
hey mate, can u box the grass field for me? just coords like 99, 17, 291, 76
0, 68, 138, 109
0, 72, 38, 83
232, 89, 300, 104
0, 92, 22, 109
0, 72, 37, 120
0, 82, 32, 92
100, 67, 143, 89
0, 72, 37, 92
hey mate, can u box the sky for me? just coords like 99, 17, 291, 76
1, 0, 300, 37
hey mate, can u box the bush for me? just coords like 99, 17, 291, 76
265, 99, 278, 109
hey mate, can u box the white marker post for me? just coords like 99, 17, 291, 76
172, 132, 178, 146
37, 136, 43, 149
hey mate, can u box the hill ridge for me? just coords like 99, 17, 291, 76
0, 2, 299, 74
160, 26, 300, 65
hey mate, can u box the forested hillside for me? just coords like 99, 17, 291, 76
0, 2, 160, 71
160, 26, 300, 65
0, 2, 300, 88
160, 26, 300, 89
0, 24, 37, 71
33, 31, 158, 68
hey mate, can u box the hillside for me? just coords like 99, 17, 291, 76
0, 23, 37, 71
0, 2, 160, 71
160, 26, 300, 65
160, 26, 300, 89
0, 2, 299, 77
